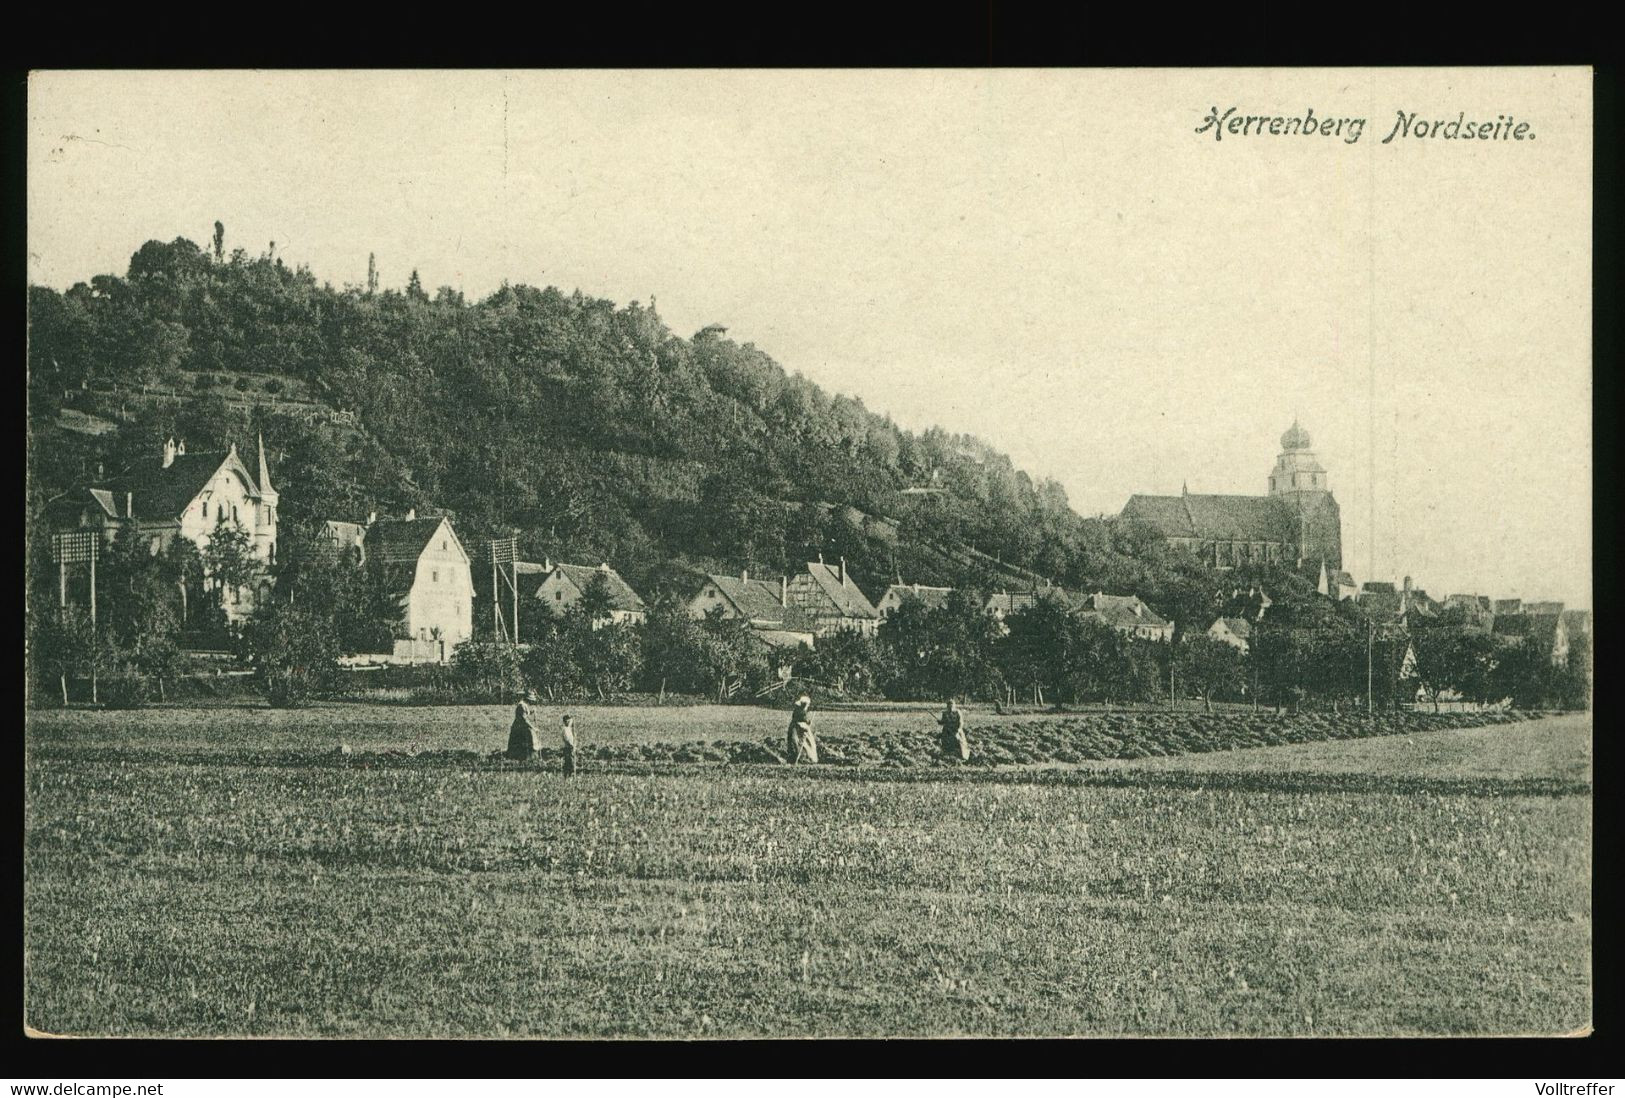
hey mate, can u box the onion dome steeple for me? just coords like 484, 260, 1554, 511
1280, 418, 1312, 452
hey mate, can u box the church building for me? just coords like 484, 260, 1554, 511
1119, 420, 1343, 572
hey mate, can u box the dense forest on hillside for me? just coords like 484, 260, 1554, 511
28, 232, 1255, 622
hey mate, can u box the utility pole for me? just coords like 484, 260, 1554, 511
1366, 621, 1374, 714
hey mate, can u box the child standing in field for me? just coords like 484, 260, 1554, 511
560, 714, 577, 778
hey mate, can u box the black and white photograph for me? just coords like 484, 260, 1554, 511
23, 68, 1592, 1039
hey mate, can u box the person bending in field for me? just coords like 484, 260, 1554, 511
788, 693, 818, 764
938, 698, 970, 762
560, 714, 577, 778
506, 692, 541, 762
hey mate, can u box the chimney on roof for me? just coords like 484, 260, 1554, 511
366, 511, 377, 527
780, 576, 788, 606
1403, 575, 1413, 593
96, 461, 104, 480
599, 562, 610, 572
839, 557, 846, 586
163, 437, 177, 469
405, 507, 416, 521
126, 492, 133, 518
741, 569, 749, 583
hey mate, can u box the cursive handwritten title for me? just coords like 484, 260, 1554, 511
1196, 107, 1536, 145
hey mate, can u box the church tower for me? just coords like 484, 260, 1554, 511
255, 433, 279, 565
1267, 419, 1342, 571
1268, 419, 1328, 497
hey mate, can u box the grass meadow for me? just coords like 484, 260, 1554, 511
24, 704, 1591, 1037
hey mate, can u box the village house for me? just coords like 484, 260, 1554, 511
363, 510, 475, 662
1493, 598, 1523, 616
51, 435, 280, 622
983, 584, 1074, 632
1315, 562, 1359, 602
1492, 612, 1569, 667
876, 582, 955, 618
1207, 616, 1253, 653
1560, 609, 1591, 642
687, 570, 798, 629
1074, 592, 1175, 642
533, 560, 649, 626
1444, 594, 1497, 630
320, 518, 369, 562
1358, 576, 1439, 625
1523, 600, 1565, 618
784, 557, 881, 636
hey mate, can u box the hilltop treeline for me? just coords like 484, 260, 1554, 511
27, 233, 1228, 615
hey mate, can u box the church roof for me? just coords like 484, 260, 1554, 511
1212, 616, 1253, 639
1281, 419, 1313, 450
1122, 492, 1290, 542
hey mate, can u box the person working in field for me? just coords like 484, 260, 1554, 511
560, 714, 577, 778
787, 693, 818, 764
506, 692, 541, 762
938, 698, 970, 762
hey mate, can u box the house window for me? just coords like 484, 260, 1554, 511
442, 540, 447, 551
202, 501, 209, 518
556, 591, 563, 601
233, 504, 239, 522
432, 569, 439, 583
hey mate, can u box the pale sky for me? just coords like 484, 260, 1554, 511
28, 69, 1592, 608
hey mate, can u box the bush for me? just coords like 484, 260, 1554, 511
193, 373, 212, 391
264, 379, 284, 395
241, 604, 341, 708
450, 640, 525, 703
99, 671, 151, 709
233, 376, 252, 392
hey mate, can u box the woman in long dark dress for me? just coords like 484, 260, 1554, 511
787, 694, 817, 764
938, 698, 970, 762
506, 693, 541, 761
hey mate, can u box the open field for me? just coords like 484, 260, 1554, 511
25, 705, 1590, 1037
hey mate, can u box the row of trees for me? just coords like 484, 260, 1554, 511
28, 234, 1227, 603
26, 510, 278, 706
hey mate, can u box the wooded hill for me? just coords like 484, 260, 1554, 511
27, 232, 1267, 625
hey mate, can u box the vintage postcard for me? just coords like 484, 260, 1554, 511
24, 68, 1592, 1038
